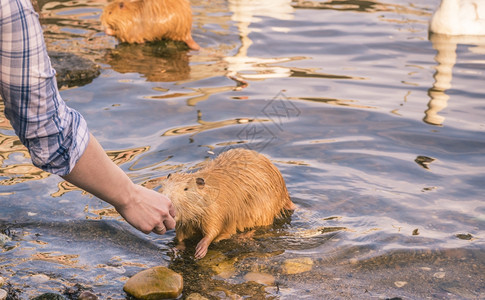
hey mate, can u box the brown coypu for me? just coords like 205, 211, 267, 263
100, 0, 200, 50
159, 148, 295, 259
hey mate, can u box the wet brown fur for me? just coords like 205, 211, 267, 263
159, 148, 295, 258
100, 0, 200, 50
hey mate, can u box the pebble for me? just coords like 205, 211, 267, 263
78, 291, 98, 300
123, 266, 183, 299
433, 271, 446, 279
0, 277, 4, 287
456, 233, 473, 240
0, 289, 7, 300
282, 257, 314, 275
349, 258, 358, 265
31, 274, 50, 283
394, 281, 408, 288
0, 234, 11, 246
186, 293, 209, 300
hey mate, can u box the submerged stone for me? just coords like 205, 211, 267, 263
31, 274, 50, 283
282, 257, 314, 275
0, 289, 7, 300
78, 291, 98, 300
123, 266, 183, 299
196, 250, 236, 278
48, 51, 100, 89
186, 293, 209, 300
456, 233, 473, 240
244, 272, 275, 285
32, 293, 66, 300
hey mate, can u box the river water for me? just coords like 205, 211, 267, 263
1, 0, 484, 298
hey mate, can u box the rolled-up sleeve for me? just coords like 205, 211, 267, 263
0, 0, 89, 176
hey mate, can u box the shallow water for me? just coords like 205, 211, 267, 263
1, 0, 484, 298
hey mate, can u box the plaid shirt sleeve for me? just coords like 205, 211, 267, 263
0, 0, 90, 176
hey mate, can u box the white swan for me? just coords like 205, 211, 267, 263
430, 0, 485, 35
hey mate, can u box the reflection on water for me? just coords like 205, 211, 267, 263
105, 43, 191, 82
1, 0, 484, 299
225, 0, 296, 81
162, 110, 264, 139
0, 133, 44, 184
0, 101, 51, 186
426, 33, 485, 125
293, 96, 376, 109
292, 0, 428, 16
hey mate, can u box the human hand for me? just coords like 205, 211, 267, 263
61, 134, 176, 235
114, 183, 176, 235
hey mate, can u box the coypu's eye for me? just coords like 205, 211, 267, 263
167, 173, 171, 179
184, 187, 188, 191
196, 178, 205, 188
119, 2, 124, 9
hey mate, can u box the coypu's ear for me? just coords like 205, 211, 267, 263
196, 177, 205, 189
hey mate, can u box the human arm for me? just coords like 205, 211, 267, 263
62, 133, 175, 234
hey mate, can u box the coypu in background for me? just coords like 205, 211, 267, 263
100, 0, 200, 50
159, 148, 295, 259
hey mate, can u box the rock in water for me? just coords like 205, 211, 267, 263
282, 257, 314, 275
32, 293, 65, 300
78, 291, 98, 300
0, 289, 7, 300
123, 266, 183, 299
48, 51, 100, 89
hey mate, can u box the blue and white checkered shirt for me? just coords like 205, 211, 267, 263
0, 0, 90, 176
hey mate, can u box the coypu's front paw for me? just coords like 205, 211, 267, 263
194, 238, 210, 259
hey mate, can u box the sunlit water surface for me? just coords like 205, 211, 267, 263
1, 0, 484, 298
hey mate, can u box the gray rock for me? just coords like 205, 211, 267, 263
48, 51, 100, 89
